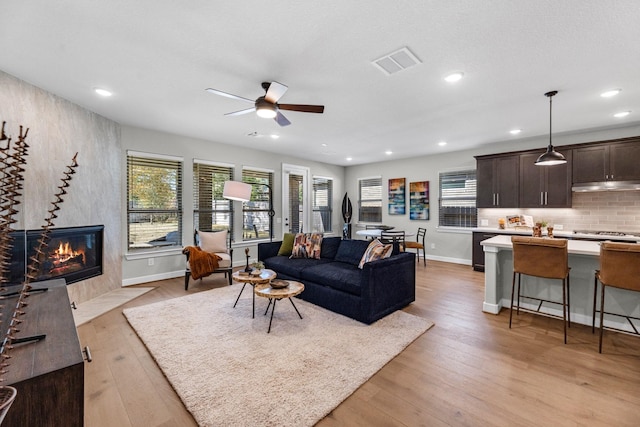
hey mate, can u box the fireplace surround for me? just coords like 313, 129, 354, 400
6, 225, 104, 286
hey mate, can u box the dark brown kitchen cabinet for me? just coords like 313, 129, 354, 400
472, 232, 498, 271
476, 155, 519, 208
519, 149, 572, 208
573, 140, 640, 183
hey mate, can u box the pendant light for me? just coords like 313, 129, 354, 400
535, 90, 567, 166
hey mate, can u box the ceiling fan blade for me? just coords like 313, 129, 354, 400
278, 104, 324, 114
225, 107, 256, 116
264, 82, 288, 103
205, 88, 254, 103
274, 111, 291, 127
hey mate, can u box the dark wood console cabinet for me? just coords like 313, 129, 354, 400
472, 232, 499, 271
2, 279, 84, 426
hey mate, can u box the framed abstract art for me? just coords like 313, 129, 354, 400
388, 178, 406, 215
409, 181, 429, 220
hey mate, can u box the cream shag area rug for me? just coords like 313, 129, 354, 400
123, 284, 433, 427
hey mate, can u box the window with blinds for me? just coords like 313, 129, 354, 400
127, 153, 183, 250
358, 177, 382, 223
242, 169, 273, 240
438, 169, 477, 228
312, 177, 332, 232
193, 161, 234, 237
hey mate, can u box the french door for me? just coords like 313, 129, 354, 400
281, 164, 310, 236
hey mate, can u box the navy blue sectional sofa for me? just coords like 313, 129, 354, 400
258, 237, 416, 324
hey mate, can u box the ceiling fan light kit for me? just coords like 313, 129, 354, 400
206, 81, 324, 127
535, 90, 567, 166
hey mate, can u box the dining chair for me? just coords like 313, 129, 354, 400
592, 241, 640, 353
510, 236, 571, 344
405, 227, 426, 266
380, 230, 405, 253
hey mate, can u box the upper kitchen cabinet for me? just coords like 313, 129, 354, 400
476, 154, 519, 208
519, 149, 572, 208
573, 139, 640, 183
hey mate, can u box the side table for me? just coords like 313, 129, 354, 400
254, 280, 305, 333
232, 269, 276, 318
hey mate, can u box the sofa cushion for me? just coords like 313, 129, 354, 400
334, 239, 370, 266
278, 232, 295, 256
320, 236, 342, 259
358, 239, 392, 269
198, 230, 227, 253
301, 262, 362, 296
264, 255, 332, 278
290, 233, 323, 259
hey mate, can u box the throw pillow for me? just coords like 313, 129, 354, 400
278, 232, 295, 256
358, 239, 393, 269
290, 233, 324, 259
198, 230, 228, 253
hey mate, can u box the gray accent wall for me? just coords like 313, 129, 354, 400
0, 70, 122, 304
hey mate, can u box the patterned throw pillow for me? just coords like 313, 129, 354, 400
358, 239, 393, 269
290, 233, 324, 259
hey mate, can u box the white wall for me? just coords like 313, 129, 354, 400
345, 123, 640, 265
121, 125, 345, 285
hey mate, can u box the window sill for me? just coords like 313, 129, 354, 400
125, 246, 183, 260
436, 226, 473, 234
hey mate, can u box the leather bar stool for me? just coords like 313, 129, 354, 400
510, 236, 571, 344
592, 242, 640, 353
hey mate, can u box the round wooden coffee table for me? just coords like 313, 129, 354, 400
232, 269, 277, 318
254, 280, 305, 333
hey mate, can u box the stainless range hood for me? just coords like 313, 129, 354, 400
572, 181, 640, 192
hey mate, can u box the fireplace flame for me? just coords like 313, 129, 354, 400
53, 241, 86, 266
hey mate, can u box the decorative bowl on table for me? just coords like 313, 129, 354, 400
270, 279, 289, 289
250, 269, 262, 276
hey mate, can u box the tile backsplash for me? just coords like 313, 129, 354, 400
478, 191, 640, 232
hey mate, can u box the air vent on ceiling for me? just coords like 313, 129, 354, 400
372, 47, 421, 75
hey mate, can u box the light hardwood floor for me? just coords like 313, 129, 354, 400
79, 261, 640, 426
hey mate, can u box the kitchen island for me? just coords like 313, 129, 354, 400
480, 235, 640, 331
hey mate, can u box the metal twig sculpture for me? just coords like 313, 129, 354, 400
0, 120, 79, 422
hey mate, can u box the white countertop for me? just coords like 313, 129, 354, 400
472, 227, 640, 242
480, 234, 600, 256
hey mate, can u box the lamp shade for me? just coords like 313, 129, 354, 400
535, 145, 567, 166
223, 181, 252, 202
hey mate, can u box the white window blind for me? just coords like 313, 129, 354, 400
358, 177, 382, 223
439, 169, 477, 228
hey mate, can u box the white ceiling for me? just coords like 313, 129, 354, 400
2, 1, 639, 166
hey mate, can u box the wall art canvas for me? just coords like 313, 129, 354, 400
409, 181, 429, 220
388, 178, 406, 215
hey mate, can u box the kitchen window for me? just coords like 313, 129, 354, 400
358, 176, 382, 223
439, 169, 477, 228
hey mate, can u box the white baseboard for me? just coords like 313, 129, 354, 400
426, 255, 471, 265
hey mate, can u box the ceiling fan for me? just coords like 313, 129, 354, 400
205, 81, 324, 127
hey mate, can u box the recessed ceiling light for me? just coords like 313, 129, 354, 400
613, 111, 631, 118
385, 150, 393, 155
444, 72, 464, 83
321, 143, 327, 147
510, 129, 522, 135
270, 134, 280, 139
601, 89, 621, 98
94, 88, 112, 97
438, 141, 447, 146
346, 157, 353, 162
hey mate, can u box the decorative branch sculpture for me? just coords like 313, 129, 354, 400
0, 119, 79, 422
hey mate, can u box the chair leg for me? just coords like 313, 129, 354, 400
185, 271, 191, 290
516, 273, 522, 315
509, 271, 517, 328
599, 284, 606, 353
227, 270, 233, 286
421, 248, 426, 266
562, 278, 567, 344
592, 275, 598, 333
566, 274, 571, 328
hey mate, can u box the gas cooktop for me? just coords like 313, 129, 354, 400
573, 230, 640, 237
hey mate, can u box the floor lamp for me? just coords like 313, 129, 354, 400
223, 180, 274, 242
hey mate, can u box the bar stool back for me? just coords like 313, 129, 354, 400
510, 236, 571, 343
593, 242, 640, 353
